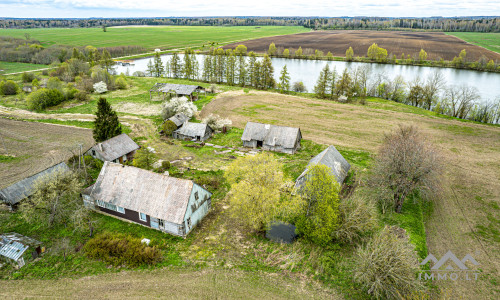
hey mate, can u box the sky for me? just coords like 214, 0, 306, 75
0, 0, 499, 18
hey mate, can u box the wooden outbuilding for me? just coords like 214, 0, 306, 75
87, 134, 139, 164
173, 122, 213, 142
168, 113, 189, 129
241, 122, 302, 154
0, 162, 69, 206
83, 162, 212, 237
295, 145, 351, 188
149, 83, 205, 101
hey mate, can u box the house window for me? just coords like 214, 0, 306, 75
117, 206, 125, 214
139, 212, 147, 222
92, 150, 95, 156
194, 191, 199, 200
158, 219, 164, 228
187, 217, 191, 228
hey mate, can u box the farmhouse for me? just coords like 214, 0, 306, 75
295, 145, 351, 188
168, 113, 189, 128
87, 133, 139, 164
0, 162, 69, 206
173, 122, 213, 141
83, 162, 212, 237
149, 83, 205, 101
241, 122, 302, 154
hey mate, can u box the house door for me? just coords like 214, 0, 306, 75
257, 141, 263, 147
119, 156, 123, 164
150, 217, 159, 229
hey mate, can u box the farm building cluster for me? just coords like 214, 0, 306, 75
149, 83, 205, 101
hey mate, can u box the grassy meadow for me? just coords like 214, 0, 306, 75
0, 61, 48, 74
447, 32, 500, 54
0, 26, 310, 51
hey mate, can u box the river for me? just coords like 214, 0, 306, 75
113, 54, 500, 103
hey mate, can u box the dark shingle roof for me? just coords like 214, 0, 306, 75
90, 134, 139, 162
90, 162, 211, 225
296, 146, 351, 185
0, 162, 69, 205
174, 122, 211, 138
150, 83, 204, 96
241, 122, 301, 149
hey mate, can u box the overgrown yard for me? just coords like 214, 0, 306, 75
1, 74, 499, 298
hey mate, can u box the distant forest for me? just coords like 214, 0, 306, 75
0, 17, 499, 32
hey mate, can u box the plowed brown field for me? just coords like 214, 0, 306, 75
0, 118, 94, 189
224, 30, 500, 61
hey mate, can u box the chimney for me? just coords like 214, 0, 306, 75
98, 143, 103, 151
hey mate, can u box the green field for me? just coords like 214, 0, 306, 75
0, 26, 309, 51
0, 61, 48, 74
447, 32, 500, 54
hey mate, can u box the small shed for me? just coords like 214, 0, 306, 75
85, 162, 212, 237
241, 122, 302, 154
173, 122, 213, 142
0, 162, 69, 206
149, 83, 205, 101
168, 113, 189, 128
296, 145, 351, 188
87, 133, 140, 164
0, 233, 41, 268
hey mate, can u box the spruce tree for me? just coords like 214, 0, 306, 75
314, 64, 330, 99
93, 97, 122, 142
100, 49, 114, 72
278, 65, 290, 94
153, 52, 164, 77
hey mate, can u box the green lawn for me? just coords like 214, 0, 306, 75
0, 61, 48, 74
0, 26, 310, 51
446, 32, 500, 54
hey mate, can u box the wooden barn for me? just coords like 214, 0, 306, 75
87, 134, 139, 164
82, 162, 212, 237
241, 122, 302, 154
295, 145, 351, 188
149, 83, 205, 101
0, 162, 69, 206
173, 122, 213, 142
168, 113, 189, 129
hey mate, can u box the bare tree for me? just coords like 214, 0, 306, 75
457, 85, 480, 119
371, 125, 441, 213
423, 71, 445, 110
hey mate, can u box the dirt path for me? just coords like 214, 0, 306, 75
201, 90, 500, 299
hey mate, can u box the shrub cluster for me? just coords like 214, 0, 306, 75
26, 88, 64, 111
0, 80, 19, 95
84, 232, 162, 267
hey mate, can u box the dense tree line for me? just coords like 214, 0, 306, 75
0, 36, 144, 65
1, 17, 498, 32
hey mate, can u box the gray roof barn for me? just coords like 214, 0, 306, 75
90, 162, 210, 225
0, 162, 69, 205
168, 113, 189, 127
241, 122, 302, 154
149, 83, 205, 101
296, 146, 351, 187
89, 134, 139, 162
173, 122, 213, 141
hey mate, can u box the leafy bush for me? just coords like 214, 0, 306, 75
333, 195, 378, 244
93, 81, 108, 94
75, 75, 94, 93
353, 226, 425, 299
115, 76, 129, 90
162, 120, 178, 136
0, 80, 19, 95
132, 71, 145, 77
292, 81, 306, 93
47, 77, 64, 92
26, 88, 64, 111
74, 91, 90, 102
84, 232, 162, 267
161, 96, 197, 120
161, 160, 171, 170
202, 114, 232, 131
21, 72, 36, 83
63, 87, 79, 100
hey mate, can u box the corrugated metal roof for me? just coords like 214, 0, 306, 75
296, 145, 351, 185
241, 122, 301, 149
90, 134, 139, 162
150, 83, 204, 96
0, 237, 28, 261
0, 162, 69, 205
174, 122, 211, 138
168, 113, 189, 127
90, 162, 206, 225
